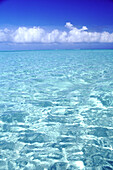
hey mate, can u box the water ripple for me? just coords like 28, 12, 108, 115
0, 50, 113, 169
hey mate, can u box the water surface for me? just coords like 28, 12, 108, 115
0, 50, 113, 170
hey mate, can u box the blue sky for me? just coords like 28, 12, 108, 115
0, 0, 113, 50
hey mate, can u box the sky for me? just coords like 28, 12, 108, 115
0, 0, 113, 50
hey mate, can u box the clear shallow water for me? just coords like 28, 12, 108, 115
0, 49, 113, 170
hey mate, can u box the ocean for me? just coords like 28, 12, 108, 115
0, 49, 113, 170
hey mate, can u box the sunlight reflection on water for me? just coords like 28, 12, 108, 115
0, 50, 113, 169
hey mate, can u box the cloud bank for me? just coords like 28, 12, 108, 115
0, 22, 113, 43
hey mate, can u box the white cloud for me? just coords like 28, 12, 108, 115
65, 22, 74, 30
13, 27, 45, 43
81, 26, 88, 31
0, 22, 113, 43
0, 29, 9, 42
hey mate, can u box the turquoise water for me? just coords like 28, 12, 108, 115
0, 50, 113, 170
